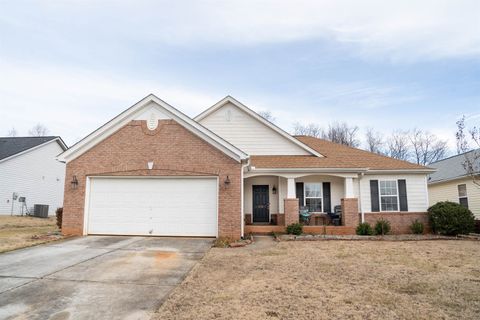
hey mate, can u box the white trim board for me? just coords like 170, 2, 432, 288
195, 96, 323, 157
58, 94, 249, 163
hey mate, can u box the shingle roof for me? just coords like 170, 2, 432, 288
249, 135, 431, 171
0, 136, 60, 161
428, 149, 479, 183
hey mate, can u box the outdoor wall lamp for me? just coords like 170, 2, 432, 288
224, 175, 231, 186
272, 185, 277, 194
71, 175, 78, 190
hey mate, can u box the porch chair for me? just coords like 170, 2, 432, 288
327, 205, 342, 226
299, 206, 312, 225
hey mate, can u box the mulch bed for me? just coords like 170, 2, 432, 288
277, 234, 474, 241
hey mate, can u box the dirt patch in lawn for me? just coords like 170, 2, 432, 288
0, 216, 62, 253
154, 238, 480, 320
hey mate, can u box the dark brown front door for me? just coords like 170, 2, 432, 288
253, 185, 269, 223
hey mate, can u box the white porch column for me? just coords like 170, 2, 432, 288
287, 178, 296, 198
344, 177, 354, 198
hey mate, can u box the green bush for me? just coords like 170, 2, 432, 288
286, 223, 303, 235
410, 219, 424, 234
374, 219, 391, 235
356, 222, 373, 235
55, 207, 63, 230
428, 201, 475, 235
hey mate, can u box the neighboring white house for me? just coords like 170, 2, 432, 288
0, 136, 67, 215
428, 150, 480, 219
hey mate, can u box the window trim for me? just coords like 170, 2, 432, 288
378, 180, 400, 212
303, 182, 323, 213
457, 184, 468, 208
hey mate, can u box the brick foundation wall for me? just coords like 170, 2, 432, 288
341, 198, 359, 228
362, 212, 430, 234
284, 198, 299, 226
63, 119, 242, 239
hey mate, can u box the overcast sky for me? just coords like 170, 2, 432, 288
0, 0, 479, 150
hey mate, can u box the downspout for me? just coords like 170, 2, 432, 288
359, 172, 365, 223
240, 158, 250, 239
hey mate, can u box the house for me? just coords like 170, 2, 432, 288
58, 94, 434, 239
0, 136, 67, 215
428, 151, 480, 219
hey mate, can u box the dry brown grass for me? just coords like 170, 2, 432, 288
0, 216, 61, 253
154, 239, 480, 320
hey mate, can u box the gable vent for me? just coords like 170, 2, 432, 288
147, 112, 158, 130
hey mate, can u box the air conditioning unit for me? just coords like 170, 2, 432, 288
33, 204, 49, 218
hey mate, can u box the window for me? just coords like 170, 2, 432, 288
379, 180, 399, 211
304, 183, 322, 212
458, 184, 469, 208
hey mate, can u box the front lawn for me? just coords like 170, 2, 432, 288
0, 216, 62, 253
155, 239, 480, 320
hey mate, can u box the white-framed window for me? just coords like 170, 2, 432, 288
458, 184, 469, 208
304, 182, 322, 212
379, 180, 399, 211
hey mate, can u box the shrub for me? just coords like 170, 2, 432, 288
213, 237, 232, 248
374, 219, 391, 235
286, 223, 303, 235
410, 219, 424, 234
356, 222, 373, 235
55, 207, 63, 230
428, 201, 475, 235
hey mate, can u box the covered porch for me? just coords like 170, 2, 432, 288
242, 171, 360, 235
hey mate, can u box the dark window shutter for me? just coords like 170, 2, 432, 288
459, 197, 469, 209
398, 179, 408, 211
296, 182, 304, 207
370, 180, 380, 212
323, 182, 331, 213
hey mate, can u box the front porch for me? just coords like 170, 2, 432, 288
242, 173, 360, 235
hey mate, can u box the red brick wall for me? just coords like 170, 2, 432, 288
284, 198, 299, 226
363, 212, 430, 234
63, 119, 242, 239
341, 198, 359, 228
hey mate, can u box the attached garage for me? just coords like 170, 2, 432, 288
85, 177, 218, 237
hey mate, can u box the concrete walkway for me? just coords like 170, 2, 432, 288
0, 236, 212, 320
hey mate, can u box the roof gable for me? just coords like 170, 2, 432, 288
195, 96, 322, 157
428, 149, 479, 183
58, 94, 249, 163
0, 136, 67, 163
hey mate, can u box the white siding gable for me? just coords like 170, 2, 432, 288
0, 141, 66, 215
198, 102, 310, 155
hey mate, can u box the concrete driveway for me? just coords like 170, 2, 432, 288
0, 236, 213, 320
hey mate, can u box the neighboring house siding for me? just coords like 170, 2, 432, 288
198, 102, 310, 155
429, 178, 480, 218
359, 174, 429, 213
0, 141, 65, 215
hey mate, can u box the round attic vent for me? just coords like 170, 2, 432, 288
147, 112, 158, 130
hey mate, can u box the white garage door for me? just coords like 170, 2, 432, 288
86, 177, 218, 237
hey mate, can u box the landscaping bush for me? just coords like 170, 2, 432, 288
410, 219, 424, 234
374, 219, 391, 235
55, 207, 63, 230
428, 201, 475, 235
356, 222, 373, 235
286, 223, 303, 235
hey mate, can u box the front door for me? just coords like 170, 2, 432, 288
252, 185, 269, 223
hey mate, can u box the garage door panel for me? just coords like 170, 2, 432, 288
87, 178, 217, 236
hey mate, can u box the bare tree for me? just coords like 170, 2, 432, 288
293, 122, 322, 138
6, 127, 18, 137
28, 124, 49, 136
409, 128, 448, 165
321, 122, 360, 147
387, 131, 410, 161
365, 127, 385, 154
257, 110, 276, 123
456, 116, 480, 186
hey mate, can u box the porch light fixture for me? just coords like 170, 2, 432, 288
147, 161, 154, 170
272, 185, 277, 194
224, 175, 231, 186
71, 175, 78, 190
